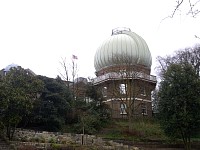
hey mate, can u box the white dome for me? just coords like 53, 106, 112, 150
4, 63, 19, 72
94, 28, 152, 72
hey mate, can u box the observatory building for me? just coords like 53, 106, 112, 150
93, 27, 156, 118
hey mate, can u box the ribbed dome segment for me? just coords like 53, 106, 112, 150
94, 28, 152, 72
4, 63, 19, 72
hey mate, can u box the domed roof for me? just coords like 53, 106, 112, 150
94, 28, 152, 72
4, 63, 19, 72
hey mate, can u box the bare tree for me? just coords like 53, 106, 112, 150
160, 1, 200, 40
164, 0, 200, 19
59, 56, 79, 96
59, 55, 79, 119
59, 57, 70, 88
176, 45, 200, 76
152, 88, 159, 115
156, 45, 200, 78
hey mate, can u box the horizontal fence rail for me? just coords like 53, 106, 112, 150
93, 72, 157, 85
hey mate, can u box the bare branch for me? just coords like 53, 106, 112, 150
172, 0, 184, 17
160, 0, 184, 23
195, 35, 200, 39
162, 0, 200, 21
59, 57, 70, 88
187, 0, 200, 17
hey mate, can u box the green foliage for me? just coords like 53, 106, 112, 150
71, 84, 111, 134
49, 137, 56, 143
132, 119, 167, 140
28, 75, 72, 131
99, 119, 166, 141
158, 63, 200, 149
50, 143, 61, 150
0, 67, 44, 140
73, 114, 101, 134
85, 84, 111, 122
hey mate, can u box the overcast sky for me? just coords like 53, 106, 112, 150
0, 0, 200, 80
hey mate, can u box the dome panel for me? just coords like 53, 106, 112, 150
94, 29, 152, 72
4, 63, 19, 72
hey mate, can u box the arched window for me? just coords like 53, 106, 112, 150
119, 84, 126, 94
140, 87, 146, 96
102, 86, 107, 97
120, 103, 127, 115
141, 103, 147, 115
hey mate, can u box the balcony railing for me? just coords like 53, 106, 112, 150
93, 72, 157, 85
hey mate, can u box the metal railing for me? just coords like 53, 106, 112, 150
93, 71, 157, 85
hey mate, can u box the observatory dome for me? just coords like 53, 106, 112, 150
94, 28, 152, 72
4, 63, 19, 72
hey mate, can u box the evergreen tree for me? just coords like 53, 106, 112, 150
0, 67, 43, 140
29, 76, 72, 131
158, 63, 200, 150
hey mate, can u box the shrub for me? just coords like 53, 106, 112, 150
51, 143, 61, 150
48, 137, 56, 143
21, 136, 28, 142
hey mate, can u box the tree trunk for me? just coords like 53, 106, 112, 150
128, 102, 132, 132
184, 137, 191, 150
10, 126, 16, 140
6, 125, 11, 140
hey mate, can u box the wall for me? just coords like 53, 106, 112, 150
12, 129, 139, 150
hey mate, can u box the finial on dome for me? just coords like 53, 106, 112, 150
111, 27, 131, 35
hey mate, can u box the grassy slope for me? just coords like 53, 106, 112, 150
97, 118, 200, 150
98, 118, 168, 142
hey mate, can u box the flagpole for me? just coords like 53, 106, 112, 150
71, 54, 77, 120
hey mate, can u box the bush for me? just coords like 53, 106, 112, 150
48, 137, 56, 143
50, 143, 61, 150
72, 114, 102, 134
21, 136, 29, 142
34, 137, 40, 142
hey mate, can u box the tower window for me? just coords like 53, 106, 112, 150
141, 103, 147, 115
119, 83, 126, 94
85, 97, 91, 103
120, 103, 127, 115
102, 86, 107, 97
140, 87, 146, 96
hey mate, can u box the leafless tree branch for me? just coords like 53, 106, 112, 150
187, 0, 200, 17
162, 0, 200, 21
59, 57, 70, 87
195, 35, 200, 39
172, 0, 184, 17
162, 0, 184, 21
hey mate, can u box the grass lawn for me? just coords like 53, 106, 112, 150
98, 118, 168, 142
